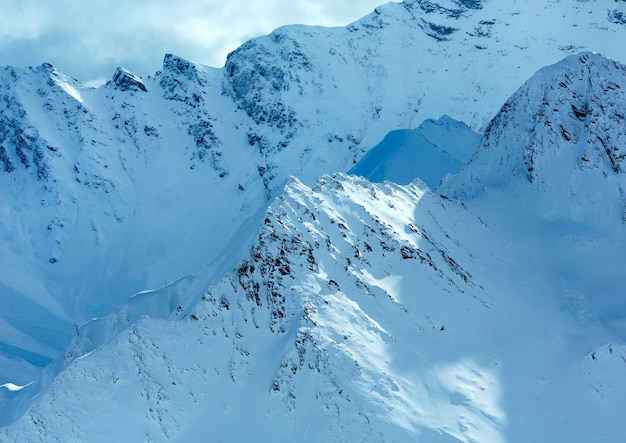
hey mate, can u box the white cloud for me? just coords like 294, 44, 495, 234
0, 0, 397, 83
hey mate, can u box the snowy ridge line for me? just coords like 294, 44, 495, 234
0, 172, 498, 441
0, 272, 210, 426
2, 163, 626, 440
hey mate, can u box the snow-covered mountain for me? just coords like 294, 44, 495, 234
1, 0, 626, 437
442, 52, 626, 226
349, 115, 480, 187
3, 50, 626, 441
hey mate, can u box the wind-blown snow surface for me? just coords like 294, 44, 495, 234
2, 0, 626, 432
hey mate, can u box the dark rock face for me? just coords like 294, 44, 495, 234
162, 54, 203, 84
0, 91, 48, 180
608, 9, 626, 25
403, 0, 482, 18
110, 68, 147, 92
224, 34, 303, 134
456, 0, 483, 9
158, 54, 208, 107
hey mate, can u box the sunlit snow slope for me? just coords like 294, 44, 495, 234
1, 0, 626, 431
2, 52, 626, 442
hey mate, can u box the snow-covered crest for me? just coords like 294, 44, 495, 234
350, 115, 480, 187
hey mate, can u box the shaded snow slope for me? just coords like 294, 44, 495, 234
2, 173, 625, 442
349, 115, 480, 187
1, 0, 626, 428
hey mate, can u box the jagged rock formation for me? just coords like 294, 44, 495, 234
3, 170, 626, 441
110, 67, 147, 92
0, 174, 500, 441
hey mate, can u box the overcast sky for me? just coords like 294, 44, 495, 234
0, 0, 396, 85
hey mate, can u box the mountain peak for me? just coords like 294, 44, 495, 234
442, 52, 626, 224
109, 67, 147, 92
161, 53, 204, 84
349, 115, 480, 187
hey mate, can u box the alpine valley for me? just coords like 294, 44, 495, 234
1, 0, 626, 441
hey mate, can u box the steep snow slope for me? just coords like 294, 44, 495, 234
349, 115, 480, 186
2, 0, 626, 427
2, 172, 625, 441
